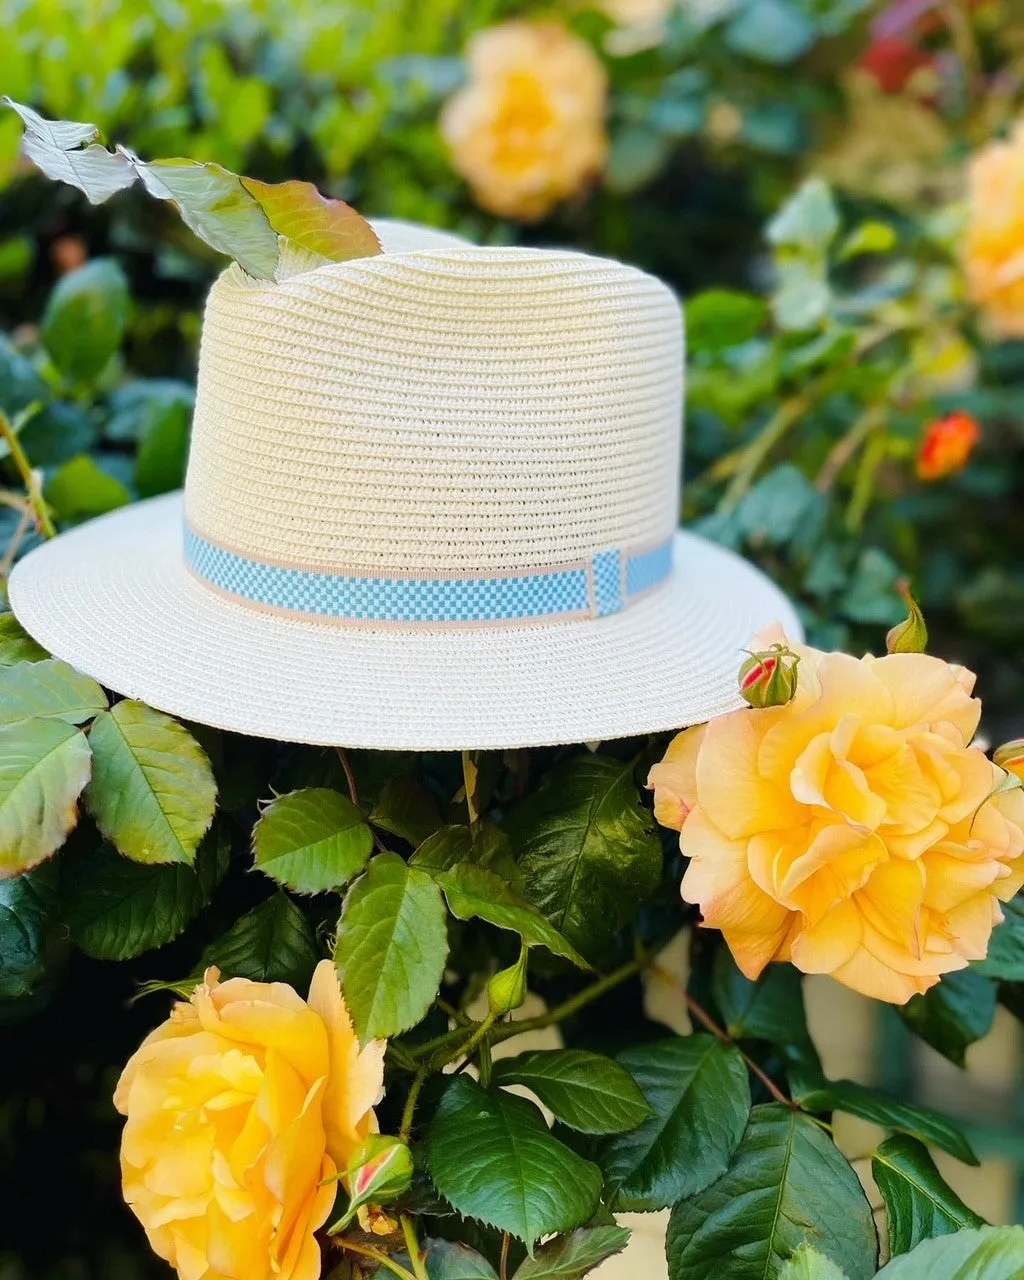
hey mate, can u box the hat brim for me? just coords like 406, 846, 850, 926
9, 493, 802, 751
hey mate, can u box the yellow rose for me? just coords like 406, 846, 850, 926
440, 21, 608, 221
114, 962, 385, 1280
965, 121, 1024, 336
649, 630, 1024, 1004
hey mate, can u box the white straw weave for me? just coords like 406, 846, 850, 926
9, 219, 801, 749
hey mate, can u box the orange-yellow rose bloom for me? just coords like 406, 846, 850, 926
440, 21, 608, 221
964, 121, 1024, 336
649, 630, 1024, 1004
114, 962, 385, 1280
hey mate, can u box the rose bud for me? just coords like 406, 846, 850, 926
916, 411, 981, 481
994, 739, 1024, 784
328, 1134, 414, 1235
488, 945, 528, 1015
738, 643, 800, 708
886, 579, 929, 654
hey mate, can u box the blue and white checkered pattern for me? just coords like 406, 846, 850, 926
626, 540, 674, 598
185, 526, 673, 625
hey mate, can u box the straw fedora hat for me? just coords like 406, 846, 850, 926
9, 219, 799, 750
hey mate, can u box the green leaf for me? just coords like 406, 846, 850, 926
733, 466, 827, 551
40, 259, 129, 382
126, 155, 280, 279
1, 97, 135, 202
504, 756, 661, 959
424, 1240, 500, 1279
874, 1226, 1024, 1279
666, 1105, 877, 1280
725, 0, 815, 64
838, 221, 897, 261
133, 397, 190, 498
239, 176, 381, 265
597, 1035, 750, 1211
45, 454, 132, 522
712, 949, 815, 1052
767, 179, 840, 253
900, 970, 997, 1067
795, 1078, 976, 1165
202, 892, 320, 988
430, 862, 588, 968
772, 274, 831, 332
974, 895, 1024, 980
0, 858, 58, 996
0, 659, 107, 727
0, 614, 47, 665
63, 827, 228, 961
426, 1075, 602, 1254
686, 290, 768, 353
252, 787, 373, 894
872, 1135, 984, 1259
85, 700, 217, 867
492, 1050, 651, 1135
512, 1226, 631, 1279
412, 823, 518, 885
0, 718, 91, 876
779, 1246, 850, 1280
369, 775, 444, 847
334, 852, 449, 1040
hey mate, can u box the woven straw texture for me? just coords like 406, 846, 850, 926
9, 219, 802, 748
9, 493, 801, 749
186, 246, 682, 572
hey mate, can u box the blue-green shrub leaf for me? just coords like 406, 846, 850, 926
0, 858, 58, 996
512, 1226, 631, 1279
900, 970, 997, 1067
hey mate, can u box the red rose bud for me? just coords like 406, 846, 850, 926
916, 411, 980, 481
488, 944, 528, 1015
885, 579, 929, 654
859, 35, 933, 93
328, 1134, 413, 1234
994, 738, 1024, 784
738, 643, 799, 708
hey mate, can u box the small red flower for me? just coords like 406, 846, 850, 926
916, 411, 981, 481
859, 35, 934, 93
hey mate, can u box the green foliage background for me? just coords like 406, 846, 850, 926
1, 1, 1024, 1278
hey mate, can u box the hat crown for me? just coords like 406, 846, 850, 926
184, 246, 683, 576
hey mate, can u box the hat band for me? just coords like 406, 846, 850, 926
184, 524, 673, 627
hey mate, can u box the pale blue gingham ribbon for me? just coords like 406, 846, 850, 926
184, 525, 673, 626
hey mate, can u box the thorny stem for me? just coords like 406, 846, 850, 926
336, 748, 360, 808
815, 402, 886, 493
649, 964, 795, 1108
0, 408, 55, 539
398, 1066, 430, 1143
337, 1238, 417, 1280
0, 505, 33, 579
400, 1214, 429, 1280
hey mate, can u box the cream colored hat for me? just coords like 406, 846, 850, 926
9, 219, 800, 750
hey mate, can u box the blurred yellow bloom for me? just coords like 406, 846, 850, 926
649, 627, 1024, 1004
441, 21, 608, 221
115, 962, 384, 1280
965, 121, 1024, 336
